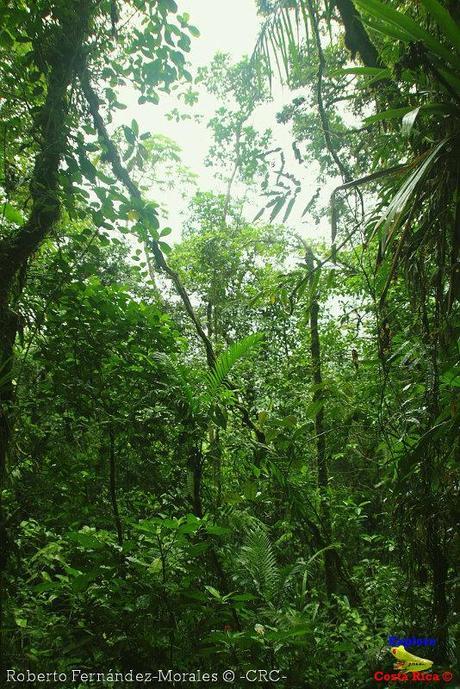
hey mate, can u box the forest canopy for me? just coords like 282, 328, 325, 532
0, 0, 459, 687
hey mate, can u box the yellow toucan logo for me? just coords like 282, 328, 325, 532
390, 645, 433, 673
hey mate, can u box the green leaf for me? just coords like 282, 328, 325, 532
401, 107, 421, 137
71, 574, 94, 593
80, 156, 97, 182
144, 60, 163, 84
3, 202, 24, 224
440, 368, 460, 387
206, 524, 231, 536
361, 15, 414, 42
243, 481, 257, 500
439, 67, 460, 94
373, 140, 448, 248
0, 30, 14, 49
354, 0, 455, 65
66, 531, 104, 550
365, 102, 457, 126
231, 593, 257, 601
33, 581, 60, 593
283, 196, 296, 222
205, 585, 222, 600
281, 414, 297, 428
123, 126, 136, 145
334, 66, 391, 77
212, 404, 228, 429
159, 241, 171, 254
419, 0, 460, 54
365, 106, 414, 125
270, 196, 285, 222
306, 399, 325, 419
159, 0, 178, 12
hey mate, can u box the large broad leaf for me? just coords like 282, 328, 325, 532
401, 107, 422, 137
205, 333, 263, 398
439, 67, 460, 95
3, 202, 24, 224
364, 102, 458, 128
360, 14, 416, 43
365, 106, 414, 126
354, 0, 456, 66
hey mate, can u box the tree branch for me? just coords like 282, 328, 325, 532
79, 67, 273, 455
79, 67, 216, 368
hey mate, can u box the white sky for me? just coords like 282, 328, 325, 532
116, 0, 332, 243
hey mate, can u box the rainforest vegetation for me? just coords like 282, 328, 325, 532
0, 0, 459, 687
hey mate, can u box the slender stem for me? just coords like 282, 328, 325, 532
108, 426, 123, 547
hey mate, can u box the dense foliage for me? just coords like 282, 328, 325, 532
0, 1, 459, 687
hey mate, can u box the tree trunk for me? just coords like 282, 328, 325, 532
333, 0, 384, 69
188, 446, 203, 519
0, 0, 94, 667
306, 247, 337, 598
108, 427, 123, 547
0, 305, 17, 668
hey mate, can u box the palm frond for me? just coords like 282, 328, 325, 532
419, 0, 460, 56
205, 333, 263, 398
240, 525, 279, 600
252, 0, 306, 85
370, 140, 448, 253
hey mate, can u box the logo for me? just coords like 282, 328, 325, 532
373, 643, 454, 683
388, 636, 436, 647
390, 645, 433, 673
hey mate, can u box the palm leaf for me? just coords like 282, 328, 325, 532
205, 333, 263, 398
365, 102, 457, 126
252, 0, 309, 84
370, 139, 448, 250
240, 525, 279, 600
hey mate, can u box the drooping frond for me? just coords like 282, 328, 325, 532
370, 140, 449, 253
252, 0, 306, 86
